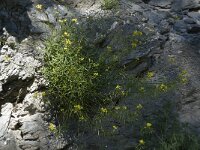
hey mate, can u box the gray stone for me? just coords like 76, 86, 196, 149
149, 0, 173, 8
188, 12, 200, 23
2, 0, 32, 8
183, 18, 196, 24
174, 20, 188, 33
0, 0, 200, 149
35, 13, 49, 22
0, 132, 17, 150
18, 140, 39, 150
143, 10, 168, 25
57, 5, 69, 16
172, 0, 200, 11
6, 36, 17, 47
187, 24, 200, 34
23, 93, 45, 114
20, 114, 44, 135
128, 3, 143, 12
159, 20, 171, 34
30, 22, 50, 34
0, 103, 13, 138
46, 12, 56, 24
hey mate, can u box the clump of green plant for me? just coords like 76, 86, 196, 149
43, 19, 126, 125
102, 0, 119, 10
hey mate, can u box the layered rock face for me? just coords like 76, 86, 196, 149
0, 0, 200, 149
0, 0, 70, 149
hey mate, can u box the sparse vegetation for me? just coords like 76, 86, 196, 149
43, 17, 200, 150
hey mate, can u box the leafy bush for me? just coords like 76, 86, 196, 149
43, 19, 125, 123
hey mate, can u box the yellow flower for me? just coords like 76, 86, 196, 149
115, 106, 120, 110
112, 125, 118, 130
72, 18, 78, 23
115, 85, 121, 90
181, 70, 187, 75
63, 19, 67, 22
146, 122, 152, 128
64, 32, 70, 37
132, 41, 137, 48
49, 123, 56, 132
65, 39, 72, 45
178, 70, 188, 84
181, 77, 188, 84
59, 19, 63, 23
36, 4, 43, 10
133, 30, 143, 36
4, 55, 11, 61
159, 84, 168, 92
93, 72, 99, 77
139, 87, 145, 93
136, 104, 143, 110
100, 107, 108, 113
74, 104, 83, 112
147, 71, 154, 78
139, 139, 145, 145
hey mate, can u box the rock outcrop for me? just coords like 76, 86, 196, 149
0, 0, 200, 149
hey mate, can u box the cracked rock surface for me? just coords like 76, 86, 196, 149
0, 0, 200, 149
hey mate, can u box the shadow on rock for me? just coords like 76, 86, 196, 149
0, 0, 33, 42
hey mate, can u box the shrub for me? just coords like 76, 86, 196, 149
43, 19, 125, 123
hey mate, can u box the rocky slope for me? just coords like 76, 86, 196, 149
0, 0, 200, 149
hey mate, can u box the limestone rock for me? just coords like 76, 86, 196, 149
0, 0, 200, 149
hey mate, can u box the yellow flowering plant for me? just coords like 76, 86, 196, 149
72, 18, 78, 23
147, 71, 154, 78
49, 123, 56, 132
139, 139, 145, 145
36, 4, 43, 10
74, 104, 83, 113
133, 30, 143, 36
159, 83, 168, 92
112, 125, 118, 130
146, 122, 152, 128
100, 107, 108, 113
43, 17, 128, 128
136, 104, 143, 110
